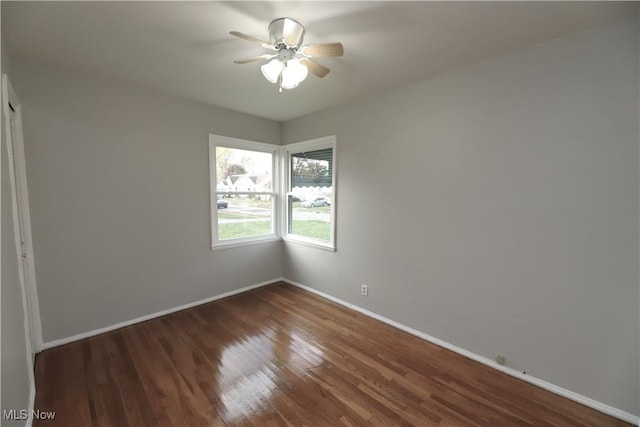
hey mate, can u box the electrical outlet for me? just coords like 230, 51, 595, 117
361, 284, 368, 296
496, 354, 506, 365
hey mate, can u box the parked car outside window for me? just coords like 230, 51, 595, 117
302, 197, 330, 208
217, 197, 228, 209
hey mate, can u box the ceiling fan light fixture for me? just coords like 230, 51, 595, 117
288, 59, 309, 83
281, 59, 308, 89
231, 18, 343, 92
280, 64, 299, 89
261, 59, 283, 83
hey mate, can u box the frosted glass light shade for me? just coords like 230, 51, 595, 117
289, 59, 308, 83
261, 59, 283, 83
281, 59, 308, 89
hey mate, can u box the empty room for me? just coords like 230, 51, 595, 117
1, 1, 639, 426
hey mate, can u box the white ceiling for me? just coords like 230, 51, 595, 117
2, 1, 638, 121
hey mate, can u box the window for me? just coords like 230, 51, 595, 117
210, 135, 279, 249
209, 134, 336, 250
284, 136, 336, 250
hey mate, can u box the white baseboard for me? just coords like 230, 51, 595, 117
284, 279, 639, 426
41, 278, 283, 350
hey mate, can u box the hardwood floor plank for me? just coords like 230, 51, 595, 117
34, 282, 631, 426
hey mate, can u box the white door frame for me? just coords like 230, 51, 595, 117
2, 74, 43, 354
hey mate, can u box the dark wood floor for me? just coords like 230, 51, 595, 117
34, 282, 629, 426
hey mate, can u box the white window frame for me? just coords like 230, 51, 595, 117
209, 135, 280, 250
282, 136, 336, 251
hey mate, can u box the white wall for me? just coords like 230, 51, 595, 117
283, 17, 639, 416
12, 60, 284, 344
1, 35, 33, 425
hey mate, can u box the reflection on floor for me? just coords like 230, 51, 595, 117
218, 329, 325, 423
34, 282, 630, 426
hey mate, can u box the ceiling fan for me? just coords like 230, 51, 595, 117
230, 18, 344, 92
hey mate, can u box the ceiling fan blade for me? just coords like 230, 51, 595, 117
233, 54, 276, 65
301, 59, 330, 78
302, 43, 344, 58
229, 31, 276, 50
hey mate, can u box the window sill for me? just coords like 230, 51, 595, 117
284, 236, 336, 252
211, 236, 281, 251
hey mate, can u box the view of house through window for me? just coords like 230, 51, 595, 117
213, 142, 276, 243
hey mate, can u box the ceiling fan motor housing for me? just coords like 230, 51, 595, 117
277, 49, 295, 62
269, 17, 305, 48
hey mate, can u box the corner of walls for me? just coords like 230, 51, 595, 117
278, 119, 286, 146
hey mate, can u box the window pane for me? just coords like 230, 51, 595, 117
214, 144, 274, 243
288, 147, 333, 242
217, 195, 273, 240
289, 194, 332, 241
216, 147, 273, 193
291, 148, 332, 188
